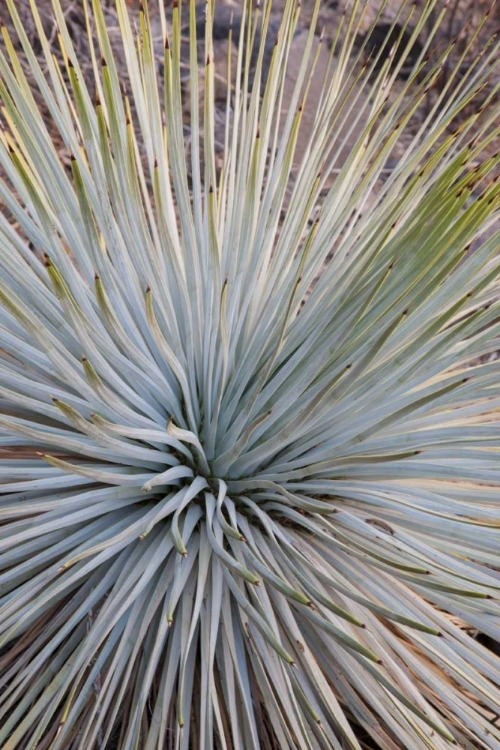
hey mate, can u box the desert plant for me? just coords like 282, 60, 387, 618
1, 0, 500, 747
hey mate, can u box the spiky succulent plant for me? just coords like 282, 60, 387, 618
1, 0, 500, 747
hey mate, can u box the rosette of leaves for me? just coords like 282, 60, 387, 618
1, 0, 500, 747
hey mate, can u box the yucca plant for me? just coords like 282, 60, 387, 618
1, 0, 500, 747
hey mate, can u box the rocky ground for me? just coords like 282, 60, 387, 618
3, 0, 500, 150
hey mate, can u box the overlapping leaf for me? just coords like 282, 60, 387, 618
0, 0, 500, 747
